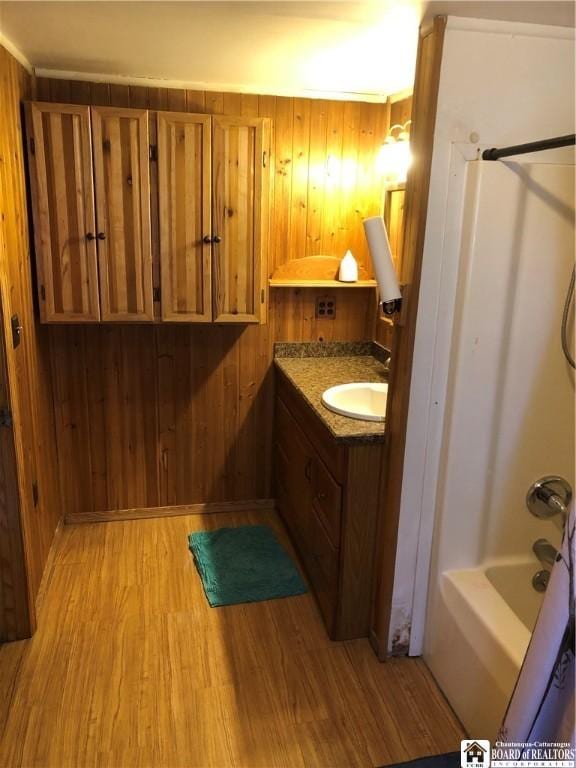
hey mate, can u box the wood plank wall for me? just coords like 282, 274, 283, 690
390, 96, 413, 129
34, 77, 390, 518
0, 47, 60, 635
373, 95, 413, 351
371, 20, 446, 657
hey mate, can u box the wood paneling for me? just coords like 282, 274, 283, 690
66, 498, 275, 524
0, 289, 31, 639
373, 96, 413, 355
272, 287, 377, 345
371, 18, 447, 658
157, 111, 212, 321
92, 106, 154, 320
0, 508, 465, 766
35, 78, 388, 519
49, 323, 272, 514
48, 297, 376, 519
374, 184, 406, 348
390, 95, 413, 129
25, 102, 100, 321
212, 115, 269, 323
0, 47, 61, 639
374, 316, 394, 349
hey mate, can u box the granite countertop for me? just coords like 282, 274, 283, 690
274, 342, 389, 444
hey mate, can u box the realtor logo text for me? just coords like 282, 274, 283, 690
462, 739, 576, 768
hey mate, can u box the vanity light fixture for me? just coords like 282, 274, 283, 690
377, 119, 412, 184
363, 216, 402, 316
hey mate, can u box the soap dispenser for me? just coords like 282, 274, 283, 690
338, 250, 358, 282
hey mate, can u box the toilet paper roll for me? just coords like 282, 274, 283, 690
362, 216, 402, 303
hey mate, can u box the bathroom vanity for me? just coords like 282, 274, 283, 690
274, 343, 388, 640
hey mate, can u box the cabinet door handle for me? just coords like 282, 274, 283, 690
213, 235, 222, 244
86, 232, 96, 241
317, 491, 326, 501
97, 232, 106, 241
203, 235, 213, 244
304, 458, 312, 482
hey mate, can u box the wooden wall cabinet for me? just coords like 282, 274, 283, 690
211, 116, 270, 323
274, 371, 384, 640
26, 102, 101, 322
26, 103, 270, 325
26, 102, 153, 322
92, 107, 153, 320
157, 112, 212, 322
157, 112, 270, 324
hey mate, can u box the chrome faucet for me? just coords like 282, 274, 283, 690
526, 476, 572, 526
533, 538, 559, 568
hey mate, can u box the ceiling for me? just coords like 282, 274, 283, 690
0, 1, 573, 101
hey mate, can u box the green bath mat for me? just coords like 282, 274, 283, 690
188, 524, 307, 607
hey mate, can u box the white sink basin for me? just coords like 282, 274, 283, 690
322, 382, 388, 422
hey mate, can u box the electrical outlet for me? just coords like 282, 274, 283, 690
315, 296, 336, 319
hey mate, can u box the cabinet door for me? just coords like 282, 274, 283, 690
157, 112, 212, 321
25, 102, 100, 322
92, 107, 153, 321
212, 116, 270, 323
275, 399, 313, 543
275, 397, 339, 633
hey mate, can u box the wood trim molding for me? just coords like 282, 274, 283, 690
34, 68, 392, 103
33, 519, 64, 616
370, 16, 447, 659
66, 498, 276, 524
0, 32, 32, 73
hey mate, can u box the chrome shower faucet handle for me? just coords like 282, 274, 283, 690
526, 475, 572, 524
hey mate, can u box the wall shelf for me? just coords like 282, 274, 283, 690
269, 279, 377, 288
269, 255, 376, 289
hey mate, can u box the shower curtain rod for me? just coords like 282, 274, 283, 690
482, 133, 576, 161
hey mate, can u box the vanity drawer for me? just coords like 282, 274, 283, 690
275, 397, 316, 538
311, 456, 342, 549
275, 395, 340, 632
274, 440, 307, 543
276, 395, 342, 550
304, 502, 339, 630
276, 369, 347, 483
276, 468, 339, 632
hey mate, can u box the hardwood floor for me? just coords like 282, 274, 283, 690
0, 511, 464, 767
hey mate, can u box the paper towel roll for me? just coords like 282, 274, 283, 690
362, 216, 402, 304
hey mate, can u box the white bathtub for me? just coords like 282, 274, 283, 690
426, 558, 544, 739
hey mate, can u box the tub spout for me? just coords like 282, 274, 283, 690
532, 538, 558, 568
